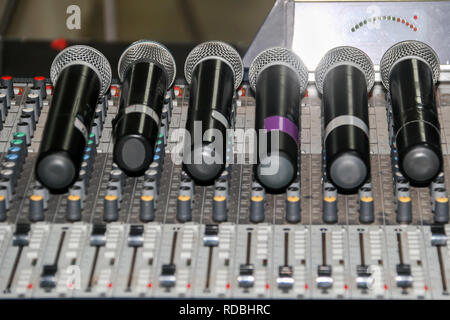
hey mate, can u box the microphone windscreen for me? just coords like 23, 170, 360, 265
249, 47, 308, 95
380, 40, 439, 90
118, 40, 176, 86
315, 46, 374, 94
50, 45, 112, 97
184, 41, 243, 90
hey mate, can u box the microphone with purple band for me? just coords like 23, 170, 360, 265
315, 46, 375, 193
249, 47, 308, 193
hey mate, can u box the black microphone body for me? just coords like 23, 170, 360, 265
254, 64, 300, 193
316, 46, 374, 193
184, 59, 234, 184
389, 58, 442, 186
113, 62, 167, 176
36, 64, 100, 192
322, 65, 370, 193
183, 41, 242, 185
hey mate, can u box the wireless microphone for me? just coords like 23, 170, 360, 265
36, 45, 111, 192
315, 46, 375, 193
249, 47, 308, 193
113, 40, 176, 176
381, 40, 442, 186
183, 41, 243, 184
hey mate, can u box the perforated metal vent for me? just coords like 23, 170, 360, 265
184, 41, 243, 90
380, 40, 440, 90
249, 47, 308, 95
50, 45, 112, 97
118, 40, 176, 87
315, 46, 374, 94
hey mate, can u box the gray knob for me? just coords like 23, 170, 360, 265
434, 198, 449, 224
21, 108, 36, 129
33, 76, 47, 99
103, 195, 119, 222
213, 195, 227, 222
28, 86, 42, 107
67, 194, 82, 222
0, 186, 9, 210
0, 177, 12, 202
25, 95, 39, 119
0, 87, 11, 108
0, 94, 7, 121
96, 105, 105, 123
323, 196, 338, 224
286, 196, 301, 223
1, 76, 14, 98
0, 194, 6, 221
110, 169, 125, 188
359, 197, 374, 224
17, 122, 31, 145
1, 169, 16, 188
140, 195, 155, 222
29, 194, 45, 222
250, 195, 265, 223
396, 197, 412, 224
177, 195, 192, 222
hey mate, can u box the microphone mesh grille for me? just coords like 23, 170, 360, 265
315, 46, 374, 94
380, 40, 440, 90
249, 47, 308, 94
184, 41, 243, 90
118, 40, 176, 87
50, 45, 112, 96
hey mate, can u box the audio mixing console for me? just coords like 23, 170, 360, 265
0, 0, 450, 303
0, 77, 448, 299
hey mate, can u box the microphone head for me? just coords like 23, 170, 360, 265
249, 47, 308, 95
315, 46, 375, 94
380, 40, 440, 90
118, 40, 177, 87
50, 45, 112, 97
184, 41, 243, 90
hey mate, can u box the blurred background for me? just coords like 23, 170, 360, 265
0, 0, 275, 78
0, 0, 275, 46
